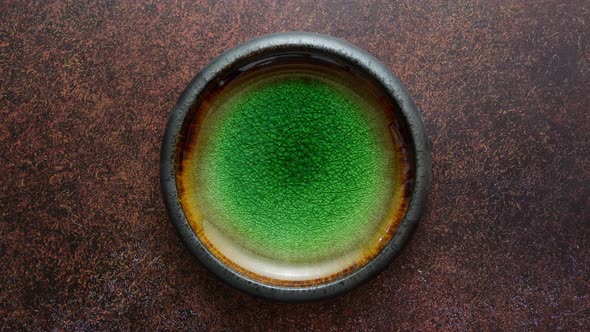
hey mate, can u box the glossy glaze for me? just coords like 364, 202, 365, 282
176, 53, 414, 285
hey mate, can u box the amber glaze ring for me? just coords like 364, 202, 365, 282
160, 32, 431, 301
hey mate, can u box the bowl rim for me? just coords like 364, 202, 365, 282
160, 31, 432, 302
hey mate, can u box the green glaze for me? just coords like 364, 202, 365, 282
192, 72, 395, 263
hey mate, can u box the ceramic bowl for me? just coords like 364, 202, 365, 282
160, 32, 431, 301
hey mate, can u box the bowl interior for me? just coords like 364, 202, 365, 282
173, 49, 416, 287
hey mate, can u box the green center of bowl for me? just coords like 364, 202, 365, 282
182, 63, 399, 264
176, 55, 412, 284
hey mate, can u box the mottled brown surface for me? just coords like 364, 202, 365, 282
1, 0, 589, 330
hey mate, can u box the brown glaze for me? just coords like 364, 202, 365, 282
2, 0, 589, 330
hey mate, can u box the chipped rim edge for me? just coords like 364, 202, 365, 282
160, 32, 432, 302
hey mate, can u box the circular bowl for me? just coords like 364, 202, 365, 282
160, 32, 431, 302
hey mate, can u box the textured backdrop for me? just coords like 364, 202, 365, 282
1, 0, 589, 330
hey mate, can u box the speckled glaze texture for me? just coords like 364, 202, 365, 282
1, 0, 589, 330
180, 71, 399, 264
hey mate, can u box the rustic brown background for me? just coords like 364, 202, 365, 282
1, 0, 589, 330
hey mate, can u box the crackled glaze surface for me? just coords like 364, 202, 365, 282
177, 59, 410, 284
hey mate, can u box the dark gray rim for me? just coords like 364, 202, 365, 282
160, 32, 431, 302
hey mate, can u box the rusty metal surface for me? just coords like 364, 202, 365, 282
1, 1, 588, 330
